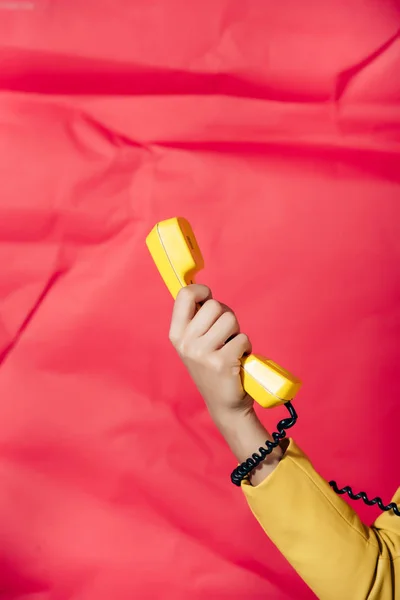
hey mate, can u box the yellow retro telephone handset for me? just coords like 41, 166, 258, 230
146, 217, 400, 515
146, 217, 301, 410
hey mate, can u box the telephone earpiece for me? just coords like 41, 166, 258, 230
146, 217, 302, 409
146, 217, 204, 299
146, 217, 400, 516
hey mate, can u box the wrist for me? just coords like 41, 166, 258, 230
210, 402, 284, 486
209, 403, 257, 433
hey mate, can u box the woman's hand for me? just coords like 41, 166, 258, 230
169, 284, 283, 485
169, 284, 254, 422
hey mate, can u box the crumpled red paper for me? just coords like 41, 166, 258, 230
0, 1, 399, 598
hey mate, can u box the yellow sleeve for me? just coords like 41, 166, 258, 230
242, 439, 400, 600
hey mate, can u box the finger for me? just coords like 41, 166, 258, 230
219, 332, 252, 360
201, 310, 240, 351
169, 284, 212, 343
185, 299, 229, 339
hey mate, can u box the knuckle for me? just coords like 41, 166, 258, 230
169, 331, 179, 346
209, 354, 225, 373
187, 345, 206, 363
237, 333, 250, 348
177, 339, 190, 356
191, 346, 205, 361
179, 340, 203, 361
176, 286, 193, 302
239, 333, 251, 352
205, 298, 221, 312
224, 310, 238, 327
198, 284, 212, 296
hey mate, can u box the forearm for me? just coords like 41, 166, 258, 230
210, 401, 283, 487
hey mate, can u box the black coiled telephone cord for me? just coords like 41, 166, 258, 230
230, 402, 400, 517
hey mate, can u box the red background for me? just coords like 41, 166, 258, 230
0, 1, 399, 598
